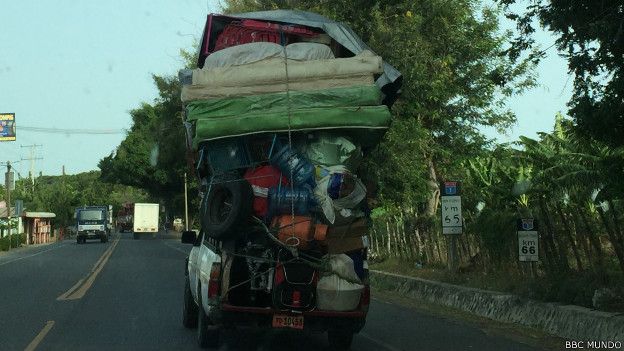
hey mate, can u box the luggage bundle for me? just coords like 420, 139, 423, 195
181, 12, 401, 311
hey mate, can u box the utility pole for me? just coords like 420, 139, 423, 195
184, 173, 189, 231
20, 144, 42, 193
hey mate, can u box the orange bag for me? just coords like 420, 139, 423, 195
272, 215, 328, 249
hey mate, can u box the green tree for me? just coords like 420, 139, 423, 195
500, 0, 624, 148
99, 50, 198, 218
221, 1, 534, 236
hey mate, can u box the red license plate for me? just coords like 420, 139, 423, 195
272, 315, 304, 330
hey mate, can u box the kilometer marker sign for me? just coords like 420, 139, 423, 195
517, 218, 539, 262
441, 181, 462, 235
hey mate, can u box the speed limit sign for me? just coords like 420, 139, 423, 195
517, 218, 539, 262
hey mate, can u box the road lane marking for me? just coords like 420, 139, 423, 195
57, 237, 119, 301
0, 244, 67, 268
24, 320, 54, 351
163, 241, 191, 255
359, 332, 403, 351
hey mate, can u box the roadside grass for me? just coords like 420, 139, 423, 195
371, 257, 523, 291
0, 234, 26, 251
371, 257, 624, 312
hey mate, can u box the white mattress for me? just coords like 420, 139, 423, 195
181, 74, 374, 102
192, 50, 382, 87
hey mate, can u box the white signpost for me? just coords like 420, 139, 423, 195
518, 231, 539, 261
517, 218, 539, 262
441, 181, 462, 272
441, 196, 462, 234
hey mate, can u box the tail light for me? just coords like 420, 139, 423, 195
207, 263, 221, 299
292, 290, 301, 307
274, 263, 285, 286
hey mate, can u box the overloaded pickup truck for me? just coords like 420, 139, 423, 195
178, 9, 401, 350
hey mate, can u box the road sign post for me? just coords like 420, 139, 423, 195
517, 218, 539, 277
441, 181, 462, 272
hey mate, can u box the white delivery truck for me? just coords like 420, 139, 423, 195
133, 203, 160, 239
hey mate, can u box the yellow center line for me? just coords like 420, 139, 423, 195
24, 320, 55, 351
57, 236, 119, 301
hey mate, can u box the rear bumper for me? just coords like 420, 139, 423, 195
216, 304, 367, 332
77, 231, 106, 239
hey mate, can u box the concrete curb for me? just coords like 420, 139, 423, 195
370, 270, 624, 342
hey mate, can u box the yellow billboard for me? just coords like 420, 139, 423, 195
0, 113, 16, 141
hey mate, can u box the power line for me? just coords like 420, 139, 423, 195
18, 126, 128, 135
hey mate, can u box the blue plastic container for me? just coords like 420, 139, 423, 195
203, 138, 253, 173
269, 144, 316, 188
268, 186, 316, 216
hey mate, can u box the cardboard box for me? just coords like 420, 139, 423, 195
326, 218, 368, 239
325, 235, 368, 254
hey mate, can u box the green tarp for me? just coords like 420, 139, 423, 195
191, 105, 391, 148
186, 85, 383, 120
186, 85, 391, 148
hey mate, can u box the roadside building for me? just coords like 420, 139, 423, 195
22, 212, 56, 244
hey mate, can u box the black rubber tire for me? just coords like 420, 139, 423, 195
182, 276, 198, 329
133, 233, 138, 240
328, 330, 354, 350
197, 289, 219, 348
201, 174, 253, 240
76, 238, 81, 244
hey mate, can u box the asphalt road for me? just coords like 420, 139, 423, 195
0, 233, 552, 351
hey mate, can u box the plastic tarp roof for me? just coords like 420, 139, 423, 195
187, 85, 391, 147
199, 10, 402, 106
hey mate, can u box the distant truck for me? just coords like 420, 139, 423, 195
117, 202, 134, 233
133, 203, 159, 239
76, 206, 110, 244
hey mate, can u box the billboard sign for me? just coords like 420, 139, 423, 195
0, 113, 16, 141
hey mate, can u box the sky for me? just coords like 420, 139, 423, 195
0, 0, 572, 180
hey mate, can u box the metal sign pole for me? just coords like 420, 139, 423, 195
517, 218, 539, 277
184, 173, 189, 231
441, 181, 462, 273
6, 161, 11, 250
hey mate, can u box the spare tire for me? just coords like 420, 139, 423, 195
201, 173, 253, 240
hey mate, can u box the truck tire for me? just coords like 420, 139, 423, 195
197, 289, 219, 348
133, 233, 138, 240
202, 174, 253, 240
76, 237, 81, 244
183, 276, 198, 328
328, 330, 354, 350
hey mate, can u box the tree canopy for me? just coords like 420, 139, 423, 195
500, 0, 624, 148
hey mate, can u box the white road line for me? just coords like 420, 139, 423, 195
359, 332, 403, 351
163, 241, 191, 255
0, 244, 67, 267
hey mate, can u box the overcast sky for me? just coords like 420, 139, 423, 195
0, 0, 572, 180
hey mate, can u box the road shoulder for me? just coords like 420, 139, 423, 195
372, 287, 564, 351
